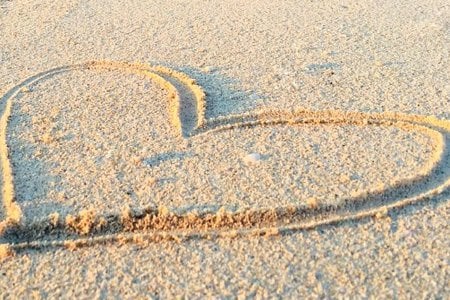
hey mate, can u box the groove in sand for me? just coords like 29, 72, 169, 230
1, 61, 449, 254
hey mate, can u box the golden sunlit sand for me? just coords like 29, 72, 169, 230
0, 0, 449, 297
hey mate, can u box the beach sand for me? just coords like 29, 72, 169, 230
0, 0, 449, 297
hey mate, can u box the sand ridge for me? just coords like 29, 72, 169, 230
1, 61, 450, 255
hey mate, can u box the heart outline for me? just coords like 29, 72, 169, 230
0, 61, 449, 251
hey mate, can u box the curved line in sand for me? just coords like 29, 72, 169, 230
1, 61, 449, 253
0, 61, 205, 233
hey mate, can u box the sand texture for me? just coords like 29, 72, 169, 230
0, 0, 449, 298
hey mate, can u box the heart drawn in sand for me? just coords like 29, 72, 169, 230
0, 61, 449, 251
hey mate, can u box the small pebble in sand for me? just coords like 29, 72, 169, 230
131, 156, 142, 166
0, 244, 14, 260
145, 177, 157, 186
243, 152, 262, 165
306, 197, 318, 209
201, 66, 216, 73
20, 86, 32, 93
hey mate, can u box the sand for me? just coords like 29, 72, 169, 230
0, 0, 449, 298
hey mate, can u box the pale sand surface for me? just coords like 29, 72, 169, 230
0, 201, 448, 298
0, 0, 449, 298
